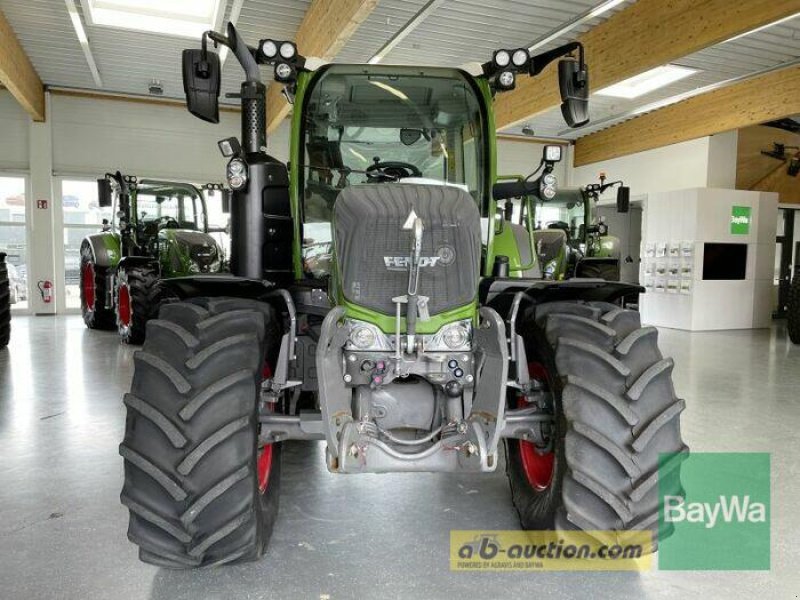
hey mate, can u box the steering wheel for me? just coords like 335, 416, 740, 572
155, 215, 180, 229
366, 158, 422, 183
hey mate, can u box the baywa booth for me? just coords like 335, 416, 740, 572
0, 0, 796, 598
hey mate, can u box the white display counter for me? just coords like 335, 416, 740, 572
640, 188, 778, 330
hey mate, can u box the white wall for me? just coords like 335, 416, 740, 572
50, 94, 240, 181
568, 132, 740, 194
497, 138, 568, 181
0, 91, 30, 171
568, 137, 711, 193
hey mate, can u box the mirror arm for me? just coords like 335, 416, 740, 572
529, 41, 585, 77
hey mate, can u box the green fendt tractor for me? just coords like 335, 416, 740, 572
119, 24, 688, 567
0, 252, 9, 348
80, 174, 227, 344
500, 173, 630, 282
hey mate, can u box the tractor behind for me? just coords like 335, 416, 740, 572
80, 174, 228, 343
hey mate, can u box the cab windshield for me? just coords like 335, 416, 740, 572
134, 182, 206, 232
300, 66, 486, 276
534, 196, 586, 242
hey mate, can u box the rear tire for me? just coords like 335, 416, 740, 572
788, 276, 800, 344
120, 297, 283, 568
0, 254, 10, 348
507, 301, 688, 551
117, 265, 164, 345
80, 243, 115, 330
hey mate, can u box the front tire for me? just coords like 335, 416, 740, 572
120, 297, 283, 568
788, 276, 800, 344
80, 243, 115, 330
507, 301, 688, 551
117, 265, 163, 345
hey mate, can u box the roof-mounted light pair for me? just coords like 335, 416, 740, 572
258, 39, 300, 83
490, 48, 531, 91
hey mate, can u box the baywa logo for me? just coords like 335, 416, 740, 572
658, 452, 770, 570
663, 494, 766, 529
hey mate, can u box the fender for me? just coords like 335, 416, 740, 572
480, 276, 643, 316
83, 233, 121, 268
117, 256, 160, 273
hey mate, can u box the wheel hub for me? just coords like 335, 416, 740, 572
118, 284, 131, 327
518, 362, 555, 492
82, 263, 95, 309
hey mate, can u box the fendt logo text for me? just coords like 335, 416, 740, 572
384, 256, 441, 269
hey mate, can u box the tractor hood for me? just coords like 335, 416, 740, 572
161, 230, 224, 273
334, 183, 481, 317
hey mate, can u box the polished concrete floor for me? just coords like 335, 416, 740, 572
0, 315, 797, 599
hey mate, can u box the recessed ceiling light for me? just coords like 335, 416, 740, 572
596, 65, 699, 99
80, 0, 223, 38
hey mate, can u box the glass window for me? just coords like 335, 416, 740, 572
0, 176, 29, 310
299, 66, 486, 277
135, 182, 204, 232
62, 180, 114, 309
203, 188, 230, 262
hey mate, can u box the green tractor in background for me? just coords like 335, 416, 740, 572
118, 23, 688, 568
0, 252, 9, 348
80, 174, 228, 344
496, 172, 630, 282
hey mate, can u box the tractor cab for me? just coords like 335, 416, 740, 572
298, 64, 489, 281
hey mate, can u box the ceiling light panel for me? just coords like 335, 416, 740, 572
81, 0, 223, 38
596, 65, 699, 99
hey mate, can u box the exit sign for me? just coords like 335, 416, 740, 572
731, 206, 751, 235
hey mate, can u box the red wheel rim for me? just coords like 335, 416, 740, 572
82, 263, 95, 309
518, 362, 555, 492
118, 284, 131, 327
257, 444, 273, 494
258, 362, 273, 494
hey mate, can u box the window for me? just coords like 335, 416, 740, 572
0, 176, 29, 310
61, 179, 114, 309
299, 65, 487, 278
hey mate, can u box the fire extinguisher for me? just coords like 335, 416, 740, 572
37, 280, 53, 304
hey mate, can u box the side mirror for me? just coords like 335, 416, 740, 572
182, 49, 221, 123
616, 186, 631, 213
221, 189, 231, 214
558, 58, 589, 128
97, 178, 112, 208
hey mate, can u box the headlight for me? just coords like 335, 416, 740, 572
227, 158, 247, 190
345, 320, 392, 351
512, 48, 529, 67
425, 320, 472, 351
261, 39, 278, 59
443, 324, 469, 349
494, 49, 511, 68
497, 71, 515, 90
274, 62, 294, 81
279, 42, 296, 60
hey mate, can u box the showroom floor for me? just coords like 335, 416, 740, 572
0, 315, 797, 599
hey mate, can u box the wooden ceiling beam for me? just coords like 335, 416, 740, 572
495, 0, 800, 131
573, 64, 800, 166
0, 8, 45, 121
265, 0, 378, 133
